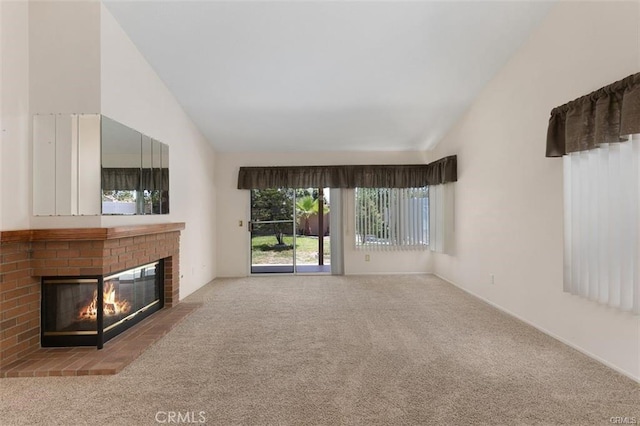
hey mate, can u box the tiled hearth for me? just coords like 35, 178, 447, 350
0, 223, 186, 375
0, 302, 199, 377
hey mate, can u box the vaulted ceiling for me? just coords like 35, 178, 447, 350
104, 1, 554, 152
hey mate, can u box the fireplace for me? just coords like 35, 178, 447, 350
41, 261, 164, 348
0, 223, 183, 369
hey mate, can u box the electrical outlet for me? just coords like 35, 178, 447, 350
490, 274, 495, 285
365, 254, 370, 262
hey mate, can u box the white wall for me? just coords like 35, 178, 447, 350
99, 4, 217, 298
29, 1, 101, 114
430, 1, 640, 380
0, 0, 30, 231
1, 2, 217, 299
215, 150, 433, 277
28, 0, 103, 228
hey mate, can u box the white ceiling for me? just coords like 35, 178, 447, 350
103, 1, 554, 153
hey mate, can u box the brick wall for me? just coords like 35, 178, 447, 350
0, 241, 41, 368
0, 224, 183, 369
30, 231, 180, 279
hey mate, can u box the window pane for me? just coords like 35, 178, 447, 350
355, 187, 428, 250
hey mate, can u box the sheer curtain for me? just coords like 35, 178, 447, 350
329, 188, 345, 275
429, 183, 455, 254
563, 134, 639, 313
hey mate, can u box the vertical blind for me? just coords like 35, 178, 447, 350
548, 73, 640, 313
355, 187, 429, 250
563, 135, 639, 313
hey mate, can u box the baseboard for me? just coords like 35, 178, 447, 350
345, 271, 432, 276
432, 273, 640, 384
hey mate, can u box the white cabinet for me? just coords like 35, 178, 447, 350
33, 113, 101, 216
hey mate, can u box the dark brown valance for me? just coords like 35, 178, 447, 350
102, 168, 169, 191
237, 155, 457, 189
546, 73, 640, 157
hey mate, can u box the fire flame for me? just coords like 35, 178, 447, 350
78, 282, 131, 320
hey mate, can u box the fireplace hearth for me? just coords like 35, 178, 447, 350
0, 223, 183, 370
41, 261, 164, 348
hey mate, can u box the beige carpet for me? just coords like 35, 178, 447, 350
1, 275, 638, 425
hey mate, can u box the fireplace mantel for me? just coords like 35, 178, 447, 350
0, 223, 185, 243
0, 223, 184, 368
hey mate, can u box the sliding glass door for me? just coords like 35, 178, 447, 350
250, 188, 330, 274
294, 187, 330, 273
250, 189, 295, 273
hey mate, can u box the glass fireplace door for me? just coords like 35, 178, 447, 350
102, 263, 160, 333
41, 261, 163, 348
42, 278, 101, 345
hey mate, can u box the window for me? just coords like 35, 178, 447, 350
544, 73, 639, 313
563, 135, 639, 313
355, 187, 429, 250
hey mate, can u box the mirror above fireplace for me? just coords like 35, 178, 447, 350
101, 116, 170, 215
32, 114, 170, 216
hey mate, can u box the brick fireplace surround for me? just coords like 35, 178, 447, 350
0, 223, 186, 375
